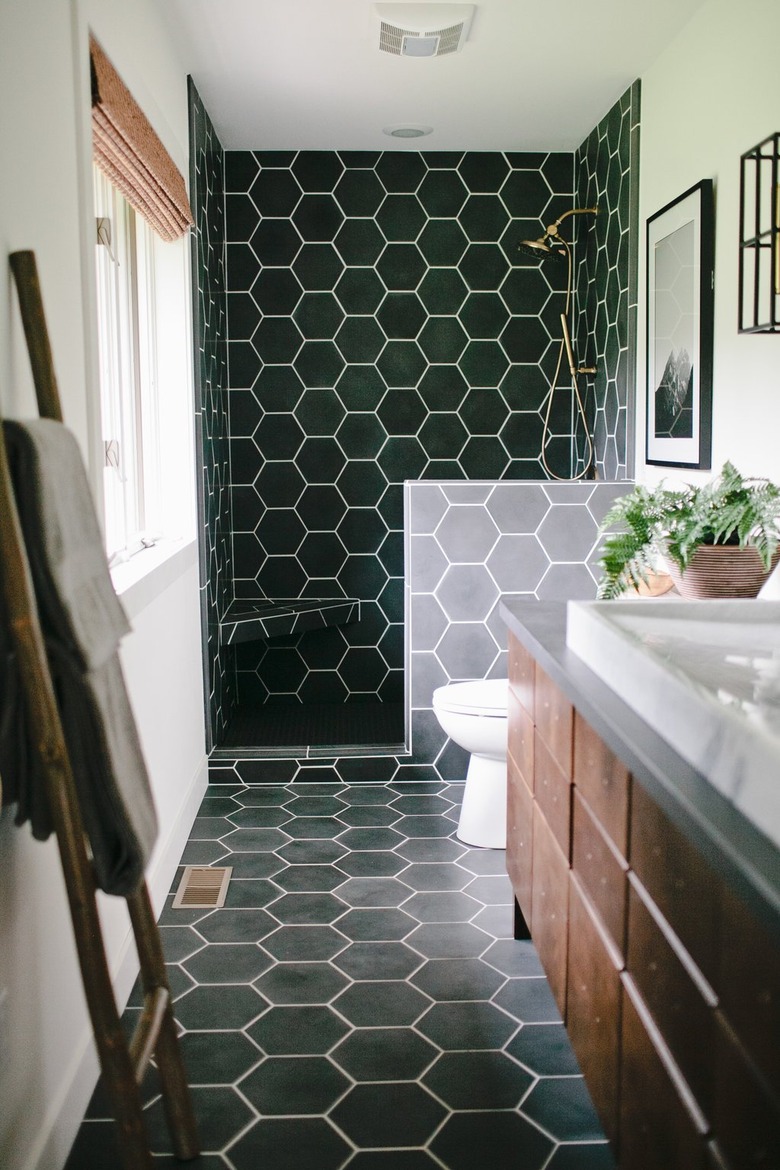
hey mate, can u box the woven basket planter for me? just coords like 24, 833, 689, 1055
664, 544, 780, 599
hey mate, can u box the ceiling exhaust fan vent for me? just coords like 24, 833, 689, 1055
375, 4, 475, 57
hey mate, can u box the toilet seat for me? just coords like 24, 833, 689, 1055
432, 679, 508, 718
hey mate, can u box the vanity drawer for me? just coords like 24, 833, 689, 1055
506, 754, 534, 926
507, 687, 534, 791
630, 782, 719, 990
508, 632, 535, 719
711, 1012, 780, 1170
534, 733, 571, 858
627, 875, 716, 1116
619, 974, 708, 1170
572, 789, 628, 957
566, 873, 622, 1145
531, 804, 570, 1017
716, 883, 780, 1097
573, 710, 630, 857
534, 665, 573, 778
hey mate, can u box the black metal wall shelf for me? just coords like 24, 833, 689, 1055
739, 131, 780, 333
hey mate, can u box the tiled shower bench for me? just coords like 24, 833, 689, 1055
218, 597, 361, 645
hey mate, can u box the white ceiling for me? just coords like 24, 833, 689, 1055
161, 0, 707, 152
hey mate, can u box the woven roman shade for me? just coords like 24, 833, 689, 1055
90, 35, 193, 242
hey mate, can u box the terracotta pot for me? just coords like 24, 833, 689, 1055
663, 544, 780, 600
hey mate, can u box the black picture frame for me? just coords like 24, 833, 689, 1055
646, 179, 714, 468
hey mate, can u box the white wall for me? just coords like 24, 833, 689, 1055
637, 0, 780, 487
0, 3, 207, 1169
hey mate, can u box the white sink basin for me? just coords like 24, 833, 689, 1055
566, 599, 780, 850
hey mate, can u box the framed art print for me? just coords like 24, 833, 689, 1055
646, 179, 714, 468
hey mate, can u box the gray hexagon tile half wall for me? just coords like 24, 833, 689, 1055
405, 479, 630, 783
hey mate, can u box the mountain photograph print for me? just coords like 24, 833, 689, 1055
646, 180, 714, 468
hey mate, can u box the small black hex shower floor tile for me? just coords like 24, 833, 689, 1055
66, 780, 615, 1170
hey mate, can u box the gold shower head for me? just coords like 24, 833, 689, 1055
518, 206, 599, 262
517, 235, 565, 262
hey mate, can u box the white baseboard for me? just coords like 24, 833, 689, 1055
26, 753, 209, 1170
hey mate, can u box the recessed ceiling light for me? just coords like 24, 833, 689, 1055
383, 125, 434, 138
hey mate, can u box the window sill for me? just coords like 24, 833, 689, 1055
111, 537, 198, 622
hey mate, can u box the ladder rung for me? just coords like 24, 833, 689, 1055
129, 986, 169, 1083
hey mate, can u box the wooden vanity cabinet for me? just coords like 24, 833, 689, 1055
566, 872, 623, 1144
629, 781, 719, 990
506, 688, 534, 929
505, 630, 780, 1170
572, 789, 627, 956
530, 803, 569, 1013
573, 711, 630, 854
619, 976, 709, 1170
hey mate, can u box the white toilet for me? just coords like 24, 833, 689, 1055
432, 678, 509, 849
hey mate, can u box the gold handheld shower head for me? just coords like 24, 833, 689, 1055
516, 206, 600, 481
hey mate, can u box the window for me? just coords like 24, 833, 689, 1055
93, 165, 194, 564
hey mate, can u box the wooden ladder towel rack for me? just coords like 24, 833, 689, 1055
0, 250, 199, 1166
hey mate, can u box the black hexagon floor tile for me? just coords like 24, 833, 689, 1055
401, 861, 471, 891
345, 1153, 441, 1170
229, 1116, 350, 1170
247, 1003, 350, 1054
224, 878, 282, 908
335, 906, 417, 940
521, 1075, 607, 1143
332, 939, 424, 981
183, 942, 274, 985
332, 1025, 438, 1081
67, 779, 612, 1169
146, 1085, 256, 1154
507, 1022, 584, 1076
227, 803, 291, 827
423, 1048, 533, 1109
333, 979, 432, 1027
174, 983, 267, 1031
335, 875, 412, 908
330, 1082, 447, 1147
430, 1109, 553, 1170
406, 920, 491, 959
221, 849, 286, 878
262, 923, 349, 961
176, 1029, 262, 1084
416, 999, 518, 1050
335, 849, 408, 877
254, 960, 349, 1004
411, 956, 506, 1001
239, 1054, 350, 1114
273, 862, 346, 891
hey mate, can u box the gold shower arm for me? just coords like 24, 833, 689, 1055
545, 206, 599, 240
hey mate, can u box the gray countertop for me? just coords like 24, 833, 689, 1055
500, 598, 780, 939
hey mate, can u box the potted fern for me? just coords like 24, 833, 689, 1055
597, 461, 780, 600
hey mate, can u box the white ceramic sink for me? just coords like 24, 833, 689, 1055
566, 599, 780, 850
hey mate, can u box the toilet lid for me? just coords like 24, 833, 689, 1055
432, 678, 508, 716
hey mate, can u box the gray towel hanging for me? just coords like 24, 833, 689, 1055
1, 418, 158, 895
